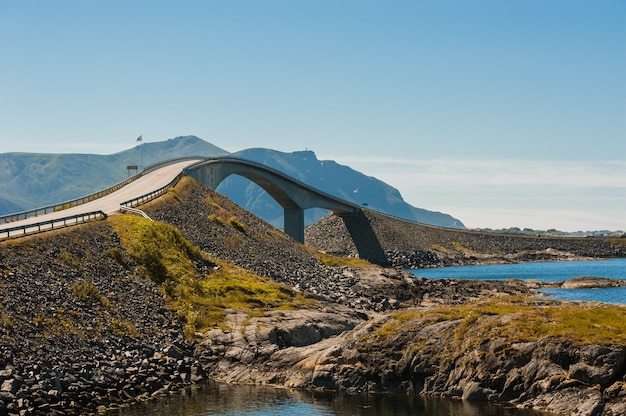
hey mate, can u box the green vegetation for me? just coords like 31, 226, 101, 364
0, 311, 10, 328
178, 258, 314, 336
167, 186, 180, 201
70, 279, 111, 307
429, 244, 447, 253
308, 248, 372, 268
206, 197, 247, 233
208, 213, 225, 226
378, 297, 626, 349
111, 215, 203, 285
111, 318, 140, 337
228, 216, 246, 233
111, 215, 314, 338
58, 250, 80, 267
610, 237, 626, 248
104, 247, 127, 268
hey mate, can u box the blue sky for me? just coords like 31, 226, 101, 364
1, 1, 624, 231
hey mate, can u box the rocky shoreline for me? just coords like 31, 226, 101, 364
0, 177, 624, 415
305, 210, 624, 268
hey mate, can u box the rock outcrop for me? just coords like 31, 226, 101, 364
197, 302, 626, 416
0, 176, 624, 415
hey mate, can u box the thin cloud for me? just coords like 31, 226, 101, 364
337, 157, 626, 189
329, 156, 625, 231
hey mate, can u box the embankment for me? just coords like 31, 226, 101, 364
305, 210, 625, 267
0, 222, 204, 415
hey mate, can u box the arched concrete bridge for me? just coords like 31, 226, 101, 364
184, 157, 361, 243
1, 157, 387, 264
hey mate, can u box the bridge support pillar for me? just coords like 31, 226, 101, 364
284, 207, 304, 243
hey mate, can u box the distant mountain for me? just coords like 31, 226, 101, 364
0, 136, 228, 213
0, 136, 464, 229
216, 148, 465, 229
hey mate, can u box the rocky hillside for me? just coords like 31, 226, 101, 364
0, 222, 204, 415
305, 210, 625, 268
0, 176, 625, 415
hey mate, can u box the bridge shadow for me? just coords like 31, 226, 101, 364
339, 210, 389, 266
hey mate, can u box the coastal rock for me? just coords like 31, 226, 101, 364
603, 382, 626, 415
569, 345, 626, 386
524, 387, 604, 416
198, 304, 626, 416
562, 276, 626, 289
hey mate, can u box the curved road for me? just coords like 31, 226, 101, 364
0, 159, 201, 238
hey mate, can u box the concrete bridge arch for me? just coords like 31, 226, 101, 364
185, 157, 360, 243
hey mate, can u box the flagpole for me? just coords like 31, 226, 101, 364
136, 134, 144, 171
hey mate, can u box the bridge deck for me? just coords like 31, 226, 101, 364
0, 160, 201, 238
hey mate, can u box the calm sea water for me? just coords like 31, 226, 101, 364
408, 258, 626, 304
112, 259, 625, 416
110, 382, 547, 416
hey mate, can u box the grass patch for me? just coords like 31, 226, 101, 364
430, 244, 451, 254
206, 199, 246, 233
104, 247, 128, 268
58, 250, 80, 267
111, 215, 203, 285
203, 260, 306, 308
228, 216, 246, 233
308, 249, 372, 268
174, 259, 315, 337
610, 237, 626, 247
110, 215, 315, 337
208, 214, 225, 226
0, 311, 10, 328
70, 279, 111, 307
451, 241, 466, 251
166, 187, 180, 201
111, 318, 140, 337
384, 297, 626, 348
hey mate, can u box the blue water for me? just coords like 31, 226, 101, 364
110, 383, 547, 416
407, 258, 626, 304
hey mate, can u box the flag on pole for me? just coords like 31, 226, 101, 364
136, 134, 142, 142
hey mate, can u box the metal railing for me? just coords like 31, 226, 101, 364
0, 175, 141, 225
0, 211, 107, 240
120, 170, 186, 209
0, 156, 207, 225
119, 206, 152, 220
0, 157, 200, 241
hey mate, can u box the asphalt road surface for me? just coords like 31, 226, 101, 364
0, 159, 201, 238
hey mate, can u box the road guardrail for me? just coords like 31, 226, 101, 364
119, 171, 186, 209
0, 176, 140, 225
0, 156, 206, 225
0, 211, 107, 240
